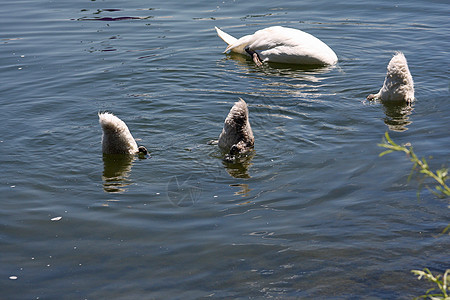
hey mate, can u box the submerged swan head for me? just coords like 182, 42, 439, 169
98, 112, 147, 155
367, 52, 414, 103
218, 98, 254, 155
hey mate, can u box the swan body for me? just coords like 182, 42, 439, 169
215, 26, 338, 66
367, 52, 414, 103
218, 98, 254, 154
99, 112, 147, 155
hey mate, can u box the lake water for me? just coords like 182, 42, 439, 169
1, 0, 449, 298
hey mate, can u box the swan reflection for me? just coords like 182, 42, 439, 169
224, 52, 335, 79
382, 101, 414, 132
102, 154, 136, 193
222, 150, 255, 179
230, 183, 252, 197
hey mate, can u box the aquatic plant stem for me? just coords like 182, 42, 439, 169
411, 268, 449, 299
378, 132, 450, 197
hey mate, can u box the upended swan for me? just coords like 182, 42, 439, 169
215, 26, 338, 66
218, 98, 254, 155
367, 52, 414, 103
98, 112, 148, 155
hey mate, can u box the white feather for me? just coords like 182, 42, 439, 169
215, 26, 338, 65
215, 26, 238, 48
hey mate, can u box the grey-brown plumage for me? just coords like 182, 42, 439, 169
367, 52, 414, 103
99, 112, 148, 155
218, 98, 254, 154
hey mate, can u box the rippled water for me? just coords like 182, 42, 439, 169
1, 0, 449, 298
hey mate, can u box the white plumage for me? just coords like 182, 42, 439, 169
215, 26, 338, 66
368, 52, 415, 103
98, 112, 140, 154
218, 98, 254, 154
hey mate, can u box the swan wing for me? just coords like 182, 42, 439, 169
217, 26, 338, 65
250, 27, 338, 65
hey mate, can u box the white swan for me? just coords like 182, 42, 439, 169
218, 98, 254, 154
367, 52, 414, 103
215, 26, 338, 66
98, 112, 147, 155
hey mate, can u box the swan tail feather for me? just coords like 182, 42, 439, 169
215, 26, 237, 52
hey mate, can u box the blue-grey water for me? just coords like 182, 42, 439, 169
1, 0, 449, 298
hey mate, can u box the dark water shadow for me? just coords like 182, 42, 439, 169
102, 154, 136, 193
382, 101, 414, 132
76, 8, 155, 21
78, 16, 151, 21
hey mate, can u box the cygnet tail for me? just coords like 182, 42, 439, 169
215, 26, 238, 51
218, 98, 254, 153
98, 112, 139, 154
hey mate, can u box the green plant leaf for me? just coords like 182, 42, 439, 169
379, 149, 394, 157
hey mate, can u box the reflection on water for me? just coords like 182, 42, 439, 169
102, 154, 136, 193
230, 183, 252, 197
222, 150, 255, 178
197, 52, 335, 101
222, 52, 335, 99
382, 101, 414, 132
224, 52, 335, 80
